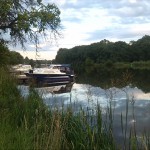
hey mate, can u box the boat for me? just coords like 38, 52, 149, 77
10, 64, 32, 84
25, 64, 75, 86
10, 64, 32, 75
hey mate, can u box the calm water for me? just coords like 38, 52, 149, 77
18, 68, 150, 147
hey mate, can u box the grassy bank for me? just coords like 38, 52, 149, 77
114, 61, 150, 69
0, 67, 149, 149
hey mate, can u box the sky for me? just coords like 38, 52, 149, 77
11, 0, 150, 60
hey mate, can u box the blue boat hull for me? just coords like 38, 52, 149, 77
25, 73, 74, 86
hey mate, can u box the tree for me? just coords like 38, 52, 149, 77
24, 56, 30, 64
9, 51, 24, 64
0, 41, 25, 65
85, 57, 94, 74
0, 0, 61, 49
0, 41, 10, 65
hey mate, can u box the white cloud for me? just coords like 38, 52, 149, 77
7, 0, 150, 59
16, 50, 57, 60
128, 0, 137, 3
130, 23, 150, 34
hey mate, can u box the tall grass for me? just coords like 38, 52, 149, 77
0, 67, 117, 149
0, 67, 150, 149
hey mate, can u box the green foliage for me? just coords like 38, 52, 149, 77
131, 61, 150, 69
24, 57, 35, 67
0, 42, 24, 65
0, 67, 117, 149
9, 51, 24, 65
0, 68, 150, 149
0, 67, 25, 128
0, 42, 10, 65
85, 58, 95, 74
54, 35, 150, 74
0, 122, 33, 150
0, 0, 61, 48
104, 60, 114, 68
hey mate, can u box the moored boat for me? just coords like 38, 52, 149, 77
25, 64, 75, 86
10, 64, 32, 84
10, 64, 32, 75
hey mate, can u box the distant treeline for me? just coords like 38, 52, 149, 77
1, 35, 150, 71
0, 42, 24, 66
0, 42, 52, 67
54, 35, 150, 73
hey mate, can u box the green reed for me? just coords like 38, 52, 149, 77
0, 67, 150, 149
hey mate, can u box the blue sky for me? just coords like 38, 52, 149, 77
11, 0, 150, 60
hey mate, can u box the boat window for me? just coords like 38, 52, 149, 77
53, 66, 58, 69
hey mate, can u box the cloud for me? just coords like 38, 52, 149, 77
17, 50, 57, 60
58, 0, 150, 20
86, 22, 150, 42
58, 0, 150, 43
8, 0, 150, 59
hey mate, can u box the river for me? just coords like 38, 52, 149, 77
18, 68, 150, 148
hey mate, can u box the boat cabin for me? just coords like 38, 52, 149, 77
49, 64, 74, 74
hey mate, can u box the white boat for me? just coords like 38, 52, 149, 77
25, 64, 75, 86
11, 64, 32, 75
10, 64, 32, 84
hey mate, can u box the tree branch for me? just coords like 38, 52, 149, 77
0, 17, 18, 30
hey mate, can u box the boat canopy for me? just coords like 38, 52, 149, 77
49, 64, 73, 74
49, 64, 71, 67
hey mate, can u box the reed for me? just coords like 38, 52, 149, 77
0, 67, 150, 149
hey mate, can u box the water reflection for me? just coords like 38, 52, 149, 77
18, 82, 150, 115
18, 72, 150, 148
77, 68, 150, 93
18, 82, 74, 97
38, 82, 74, 94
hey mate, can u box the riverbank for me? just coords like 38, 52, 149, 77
0, 67, 149, 149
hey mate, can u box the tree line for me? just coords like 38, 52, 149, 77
0, 41, 52, 67
0, 0, 61, 67
54, 35, 150, 73
0, 42, 23, 65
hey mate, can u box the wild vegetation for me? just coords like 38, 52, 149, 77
0, 1, 150, 149
54, 35, 150, 74
1, 67, 150, 150
0, 42, 24, 66
1, 67, 150, 149
0, 0, 61, 66
0, 0, 61, 49
0, 68, 115, 149
0, 41, 52, 67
